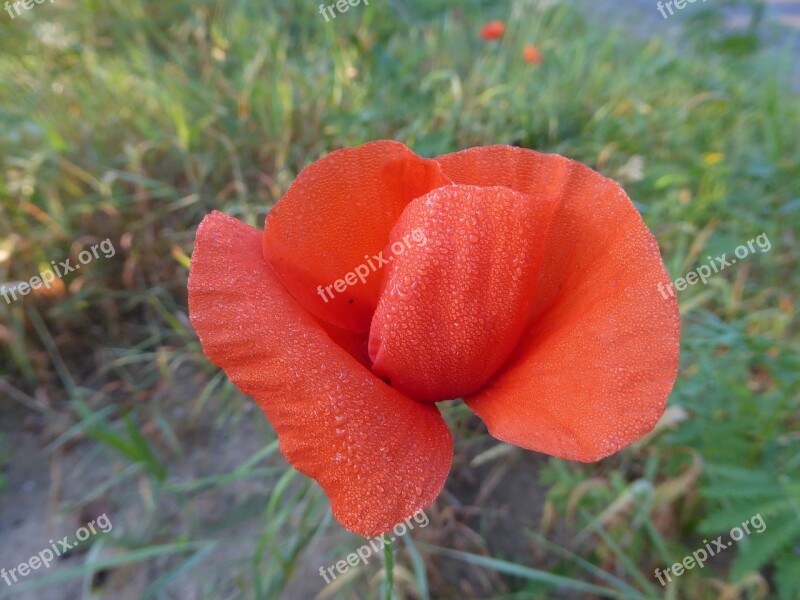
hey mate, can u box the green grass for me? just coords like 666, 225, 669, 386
1, 0, 798, 598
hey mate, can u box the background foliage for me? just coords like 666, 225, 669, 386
0, 0, 798, 598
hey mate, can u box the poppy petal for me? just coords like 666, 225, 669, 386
523, 44, 543, 65
369, 184, 557, 402
189, 211, 453, 535
436, 146, 680, 461
481, 20, 506, 40
263, 141, 451, 333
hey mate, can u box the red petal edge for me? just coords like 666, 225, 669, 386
188, 211, 453, 535
436, 146, 680, 462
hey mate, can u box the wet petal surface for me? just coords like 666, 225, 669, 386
263, 141, 450, 333
369, 184, 556, 402
189, 211, 453, 535
436, 146, 680, 461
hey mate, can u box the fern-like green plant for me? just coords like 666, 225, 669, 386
700, 463, 800, 600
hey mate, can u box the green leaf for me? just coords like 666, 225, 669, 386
730, 513, 800, 581
420, 544, 637, 599
774, 553, 800, 600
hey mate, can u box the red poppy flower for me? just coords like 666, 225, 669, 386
524, 43, 543, 64
480, 20, 506, 41
188, 141, 680, 536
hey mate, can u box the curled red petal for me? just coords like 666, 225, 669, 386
263, 141, 450, 333
436, 146, 680, 461
189, 211, 452, 534
369, 184, 556, 402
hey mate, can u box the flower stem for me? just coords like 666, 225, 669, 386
383, 534, 394, 600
